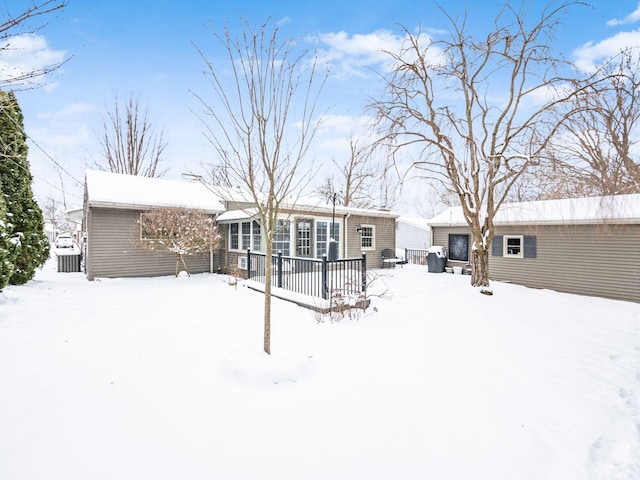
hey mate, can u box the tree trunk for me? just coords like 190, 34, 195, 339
263, 242, 273, 355
175, 253, 191, 277
470, 248, 490, 287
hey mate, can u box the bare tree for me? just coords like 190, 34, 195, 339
370, 1, 594, 288
193, 19, 326, 354
137, 207, 221, 277
506, 154, 596, 202
97, 93, 167, 177
203, 164, 233, 188
317, 136, 378, 207
0, 1, 69, 89
542, 49, 640, 198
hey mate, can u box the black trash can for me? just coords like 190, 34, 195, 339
426, 246, 447, 273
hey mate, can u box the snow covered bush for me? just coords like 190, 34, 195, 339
137, 207, 221, 276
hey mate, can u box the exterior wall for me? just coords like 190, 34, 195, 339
432, 223, 640, 303
346, 214, 396, 269
432, 226, 471, 268
219, 212, 398, 271
85, 207, 215, 280
396, 220, 431, 250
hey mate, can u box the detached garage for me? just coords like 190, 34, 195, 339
428, 194, 640, 303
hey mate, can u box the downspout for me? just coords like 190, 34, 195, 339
430, 222, 434, 248
210, 213, 217, 273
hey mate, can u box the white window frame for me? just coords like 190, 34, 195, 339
273, 219, 291, 256
229, 223, 239, 250
226, 216, 344, 257
241, 221, 252, 251
360, 224, 376, 251
316, 220, 341, 258
229, 221, 263, 252
504, 235, 524, 258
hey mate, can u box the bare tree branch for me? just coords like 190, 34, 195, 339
0, 1, 70, 89
316, 135, 382, 208
543, 48, 640, 197
192, 18, 327, 354
370, 1, 594, 288
137, 207, 221, 277
97, 93, 168, 177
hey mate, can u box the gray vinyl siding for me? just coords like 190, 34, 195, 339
433, 224, 640, 303
489, 224, 640, 303
86, 207, 214, 280
432, 227, 472, 266
346, 214, 396, 269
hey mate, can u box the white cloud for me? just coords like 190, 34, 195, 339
607, 2, 640, 26
573, 30, 640, 72
304, 113, 379, 164
0, 33, 66, 86
314, 28, 443, 80
35, 102, 96, 121
314, 29, 407, 78
317, 113, 373, 136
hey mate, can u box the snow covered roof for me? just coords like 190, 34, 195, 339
216, 208, 259, 222
214, 192, 400, 219
83, 170, 399, 219
85, 170, 225, 214
428, 194, 640, 227
398, 216, 430, 229
278, 196, 400, 218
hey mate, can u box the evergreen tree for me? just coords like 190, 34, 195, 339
0, 179, 16, 290
0, 90, 49, 285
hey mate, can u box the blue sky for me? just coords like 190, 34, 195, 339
6, 0, 640, 214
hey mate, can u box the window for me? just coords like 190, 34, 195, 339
139, 213, 155, 240
504, 235, 523, 258
296, 220, 312, 257
273, 220, 291, 256
229, 223, 239, 250
252, 221, 262, 252
317, 221, 340, 258
448, 234, 469, 262
360, 225, 375, 250
228, 221, 263, 252
492, 235, 536, 258
241, 222, 251, 250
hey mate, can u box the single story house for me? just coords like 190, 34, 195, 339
82, 170, 399, 280
428, 194, 640, 303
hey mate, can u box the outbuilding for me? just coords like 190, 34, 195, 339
428, 194, 640, 303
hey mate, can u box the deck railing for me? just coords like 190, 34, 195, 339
404, 248, 430, 265
246, 250, 367, 300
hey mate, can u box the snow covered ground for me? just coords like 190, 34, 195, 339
1, 253, 639, 479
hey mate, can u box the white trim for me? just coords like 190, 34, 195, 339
228, 220, 262, 253
360, 224, 376, 251
504, 235, 524, 258
227, 215, 344, 258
